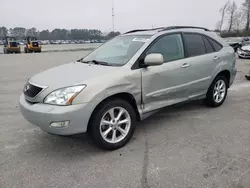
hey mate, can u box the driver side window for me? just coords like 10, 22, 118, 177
146, 34, 184, 63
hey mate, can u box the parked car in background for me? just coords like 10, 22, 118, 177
227, 38, 242, 52
237, 41, 250, 58
40, 40, 49, 45
20, 26, 236, 150
227, 37, 250, 52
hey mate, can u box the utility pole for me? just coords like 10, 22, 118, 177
112, 0, 115, 32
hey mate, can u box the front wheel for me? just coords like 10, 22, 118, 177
90, 99, 136, 150
205, 76, 228, 107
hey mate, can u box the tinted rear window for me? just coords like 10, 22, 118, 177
183, 33, 206, 57
203, 36, 214, 53
207, 38, 222, 52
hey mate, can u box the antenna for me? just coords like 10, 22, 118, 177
112, 0, 115, 32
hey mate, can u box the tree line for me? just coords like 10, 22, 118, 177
216, 0, 250, 37
0, 27, 121, 41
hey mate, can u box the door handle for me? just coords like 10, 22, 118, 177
214, 56, 220, 60
181, 63, 191, 68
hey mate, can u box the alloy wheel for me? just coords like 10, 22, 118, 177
213, 79, 226, 103
99, 107, 131, 144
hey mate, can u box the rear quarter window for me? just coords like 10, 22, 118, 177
202, 36, 214, 53
207, 37, 223, 52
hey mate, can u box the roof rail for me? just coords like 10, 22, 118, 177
160, 26, 210, 32
124, 26, 210, 34
124, 27, 165, 34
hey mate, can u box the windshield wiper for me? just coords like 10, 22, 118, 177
91, 60, 110, 66
77, 59, 110, 66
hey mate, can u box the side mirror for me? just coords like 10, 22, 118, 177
144, 53, 164, 66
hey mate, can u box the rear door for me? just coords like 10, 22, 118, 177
182, 33, 222, 98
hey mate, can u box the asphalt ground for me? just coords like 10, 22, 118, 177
0, 51, 250, 188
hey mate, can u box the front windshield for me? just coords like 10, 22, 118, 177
82, 35, 151, 66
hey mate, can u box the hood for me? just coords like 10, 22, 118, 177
29, 62, 119, 89
241, 45, 250, 51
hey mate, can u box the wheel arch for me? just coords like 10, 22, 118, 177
87, 92, 140, 132
215, 70, 231, 87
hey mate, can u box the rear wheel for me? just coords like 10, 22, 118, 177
90, 99, 136, 150
205, 75, 228, 107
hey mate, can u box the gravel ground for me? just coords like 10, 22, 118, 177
0, 51, 250, 188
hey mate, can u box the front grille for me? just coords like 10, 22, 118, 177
32, 42, 39, 47
23, 83, 43, 98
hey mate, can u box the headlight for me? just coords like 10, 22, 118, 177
44, 85, 86, 105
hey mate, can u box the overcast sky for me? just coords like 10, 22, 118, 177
0, 0, 244, 32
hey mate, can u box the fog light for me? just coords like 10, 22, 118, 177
50, 121, 70, 128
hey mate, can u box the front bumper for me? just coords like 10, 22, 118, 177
238, 53, 250, 58
19, 94, 95, 135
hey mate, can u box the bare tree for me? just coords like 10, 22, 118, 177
218, 0, 230, 31
227, 1, 237, 32
242, 0, 250, 30
215, 21, 221, 31
234, 11, 243, 31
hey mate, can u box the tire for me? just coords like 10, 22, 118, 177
4, 48, 9, 54
245, 75, 250, 80
90, 99, 136, 150
26, 48, 30, 53
205, 75, 228, 107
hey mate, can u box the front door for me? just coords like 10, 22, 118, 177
140, 33, 193, 113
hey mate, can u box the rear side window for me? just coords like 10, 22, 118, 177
183, 33, 206, 57
202, 36, 214, 53
207, 38, 222, 52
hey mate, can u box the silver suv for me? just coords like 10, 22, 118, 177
20, 26, 237, 150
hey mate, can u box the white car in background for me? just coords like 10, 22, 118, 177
237, 41, 250, 59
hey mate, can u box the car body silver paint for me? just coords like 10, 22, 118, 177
20, 28, 237, 135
